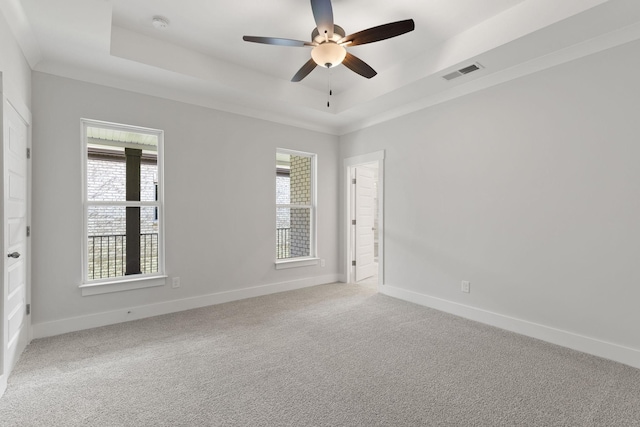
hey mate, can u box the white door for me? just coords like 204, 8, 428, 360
354, 167, 376, 282
3, 99, 30, 376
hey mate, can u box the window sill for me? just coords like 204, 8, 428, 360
80, 274, 168, 296
275, 258, 319, 270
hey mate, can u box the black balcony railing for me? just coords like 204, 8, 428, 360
276, 227, 290, 259
88, 233, 158, 280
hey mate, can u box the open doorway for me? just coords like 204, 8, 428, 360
344, 151, 384, 290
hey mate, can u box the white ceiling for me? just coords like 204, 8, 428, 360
3, 0, 640, 135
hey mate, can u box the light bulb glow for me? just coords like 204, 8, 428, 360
311, 42, 347, 68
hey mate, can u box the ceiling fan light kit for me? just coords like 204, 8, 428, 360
311, 42, 346, 68
242, 0, 415, 82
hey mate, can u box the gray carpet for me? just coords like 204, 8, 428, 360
1, 283, 639, 426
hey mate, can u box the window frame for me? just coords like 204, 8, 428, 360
79, 119, 166, 295
275, 148, 318, 269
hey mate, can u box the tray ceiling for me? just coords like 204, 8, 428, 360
4, 0, 640, 134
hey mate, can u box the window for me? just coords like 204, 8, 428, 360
81, 119, 165, 294
276, 149, 317, 266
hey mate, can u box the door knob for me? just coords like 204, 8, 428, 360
7, 252, 20, 259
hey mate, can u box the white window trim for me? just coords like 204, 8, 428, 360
275, 148, 317, 266
275, 257, 320, 270
80, 119, 166, 295
79, 275, 168, 296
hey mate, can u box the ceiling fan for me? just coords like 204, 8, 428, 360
242, 0, 415, 82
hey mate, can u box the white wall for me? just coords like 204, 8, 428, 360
31, 72, 339, 332
340, 40, 640, 364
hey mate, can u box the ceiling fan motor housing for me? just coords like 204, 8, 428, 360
312, 25, 346, 44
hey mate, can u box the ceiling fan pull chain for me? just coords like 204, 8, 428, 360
327, 71, 333, 108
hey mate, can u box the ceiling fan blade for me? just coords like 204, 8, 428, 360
339, 19, 415, 47
342, 53, 377, 79
291, 58, 318, 82
243, 36, 315, 47
310, 0, 334, 38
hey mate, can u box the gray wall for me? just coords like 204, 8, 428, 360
17, 16, 640, 361
31, 72, 339, 325
340, 39, 640, 351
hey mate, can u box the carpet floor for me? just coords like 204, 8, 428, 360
0, 283, 639, 426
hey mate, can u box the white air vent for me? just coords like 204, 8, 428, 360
442, 62, 483, 81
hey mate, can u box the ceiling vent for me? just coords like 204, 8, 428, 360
442, 63, 483, 81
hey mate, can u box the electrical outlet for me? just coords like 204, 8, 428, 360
321, 259, 326, 267
461, 281, 470, 293
172, 277, 181, 288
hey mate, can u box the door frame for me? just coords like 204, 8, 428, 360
344, 150, 384, 286
0, 84, 32, 398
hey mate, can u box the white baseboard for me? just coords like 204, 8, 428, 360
33, 274, 340, 339
380, 284, 640, 370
